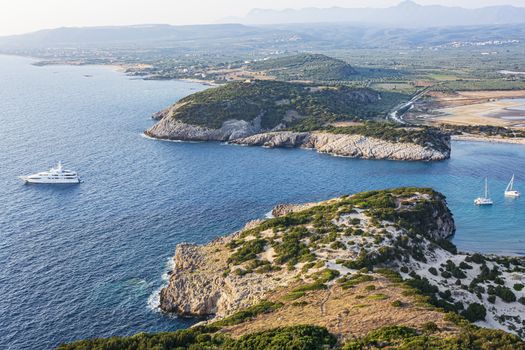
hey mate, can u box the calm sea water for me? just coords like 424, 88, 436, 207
1, 55, 524, 350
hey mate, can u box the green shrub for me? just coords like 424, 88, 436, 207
421, 322, 439, 333
459, 261, 473, 270
228, 239, 267, 265
461, 303, 487, 322
466, 253, 485, 264
226, 325, 337, 350
441, 271, 452, 279
212, 301, 283, 327
489, 285, 517, 303
364, 325, 418, 343
391, 300, 403, 307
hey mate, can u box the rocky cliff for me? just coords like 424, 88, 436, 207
56, 188, 525, 349
159, 188, 456, 318
158, 188, 525, 339
231, 131, 450, 161
159, 227, 297, 317
145, 119, 450, 161
145, 118, 263, 142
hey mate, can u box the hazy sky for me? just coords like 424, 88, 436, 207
1, 0, 524, 36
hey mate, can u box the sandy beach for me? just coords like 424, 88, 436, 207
452, 134, 525, 145
430, 91, 525, 129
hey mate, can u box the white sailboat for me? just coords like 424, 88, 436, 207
504, 174, 520, 197
474, 177, 493, 206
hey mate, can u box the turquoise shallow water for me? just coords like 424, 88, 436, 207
0, 55, 524, 350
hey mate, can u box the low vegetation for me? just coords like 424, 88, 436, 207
343, 323, 524, 349
318, 122, 450, 151
248, 53, 357, 82
440, 124, 525, 138
56, 320, 525, 350
56, 325, 337, 350
168, 80, 408, 129
56, 188, 525, 349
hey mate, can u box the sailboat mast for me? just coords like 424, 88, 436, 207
506, 175, 514, 192
485, 177, 488, 198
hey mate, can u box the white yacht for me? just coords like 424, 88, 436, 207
474, 177, 493, 206
19, 162, 81, 184
504, 174, 520, 197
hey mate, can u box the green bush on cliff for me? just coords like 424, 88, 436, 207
228, 239, 267, 265
461, 303, 487, 322
55, 326, 224, 350
211, 301, 283, 327
273, 227, 315, 265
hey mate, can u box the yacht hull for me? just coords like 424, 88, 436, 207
504, 191, 520, 197
19, 176, 80, 184
474, 198, 493, 206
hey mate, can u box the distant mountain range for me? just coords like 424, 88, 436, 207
0, 23, 284, 49
231, 0, 525, 27
1, 5, 525, 55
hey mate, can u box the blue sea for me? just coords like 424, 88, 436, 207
0, 54, 524, 350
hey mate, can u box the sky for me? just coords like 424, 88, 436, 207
1, 0, 524, 36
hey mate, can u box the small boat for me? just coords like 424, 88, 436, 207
504, 174, 520, 197
474, 177, 493, 206
19, 162, 81, 184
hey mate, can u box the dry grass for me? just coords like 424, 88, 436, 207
222, 274, 458, 342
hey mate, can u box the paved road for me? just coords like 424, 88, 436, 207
388, 86, 432, 124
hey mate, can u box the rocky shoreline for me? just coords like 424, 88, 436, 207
145, 118, 451, 161
452, 134, 525, 145
158, 188, 525, 338
231, 131, 450, 161
159, 189, 455, 318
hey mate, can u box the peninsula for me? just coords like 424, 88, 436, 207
145, 80, 451, 161
58, 188, 525, 349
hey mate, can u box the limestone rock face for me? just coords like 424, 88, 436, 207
145, 117, 262, 142
146, 111, 450, 161
159, 237, 294, 317
271, 202, 318, 217
159, 191, 455, 318
232, 131, 450, 161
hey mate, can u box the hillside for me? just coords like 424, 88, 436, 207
57, 188, 525, 349
151, 80, 402, 130
248, 54, 357, 82
145, 80, 451, 161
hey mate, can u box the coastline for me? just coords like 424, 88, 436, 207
430, 92, 525, 129
143, 130, 451, 162
157, 189, 525, 340
0, 53, 215, 85
452, 134, 525, 145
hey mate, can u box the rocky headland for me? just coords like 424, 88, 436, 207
59, 188, 525, 349
159, 188, 525, 342
145, 116, 451, 162
231, 131, 450, 161
144, 80, 451, 162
